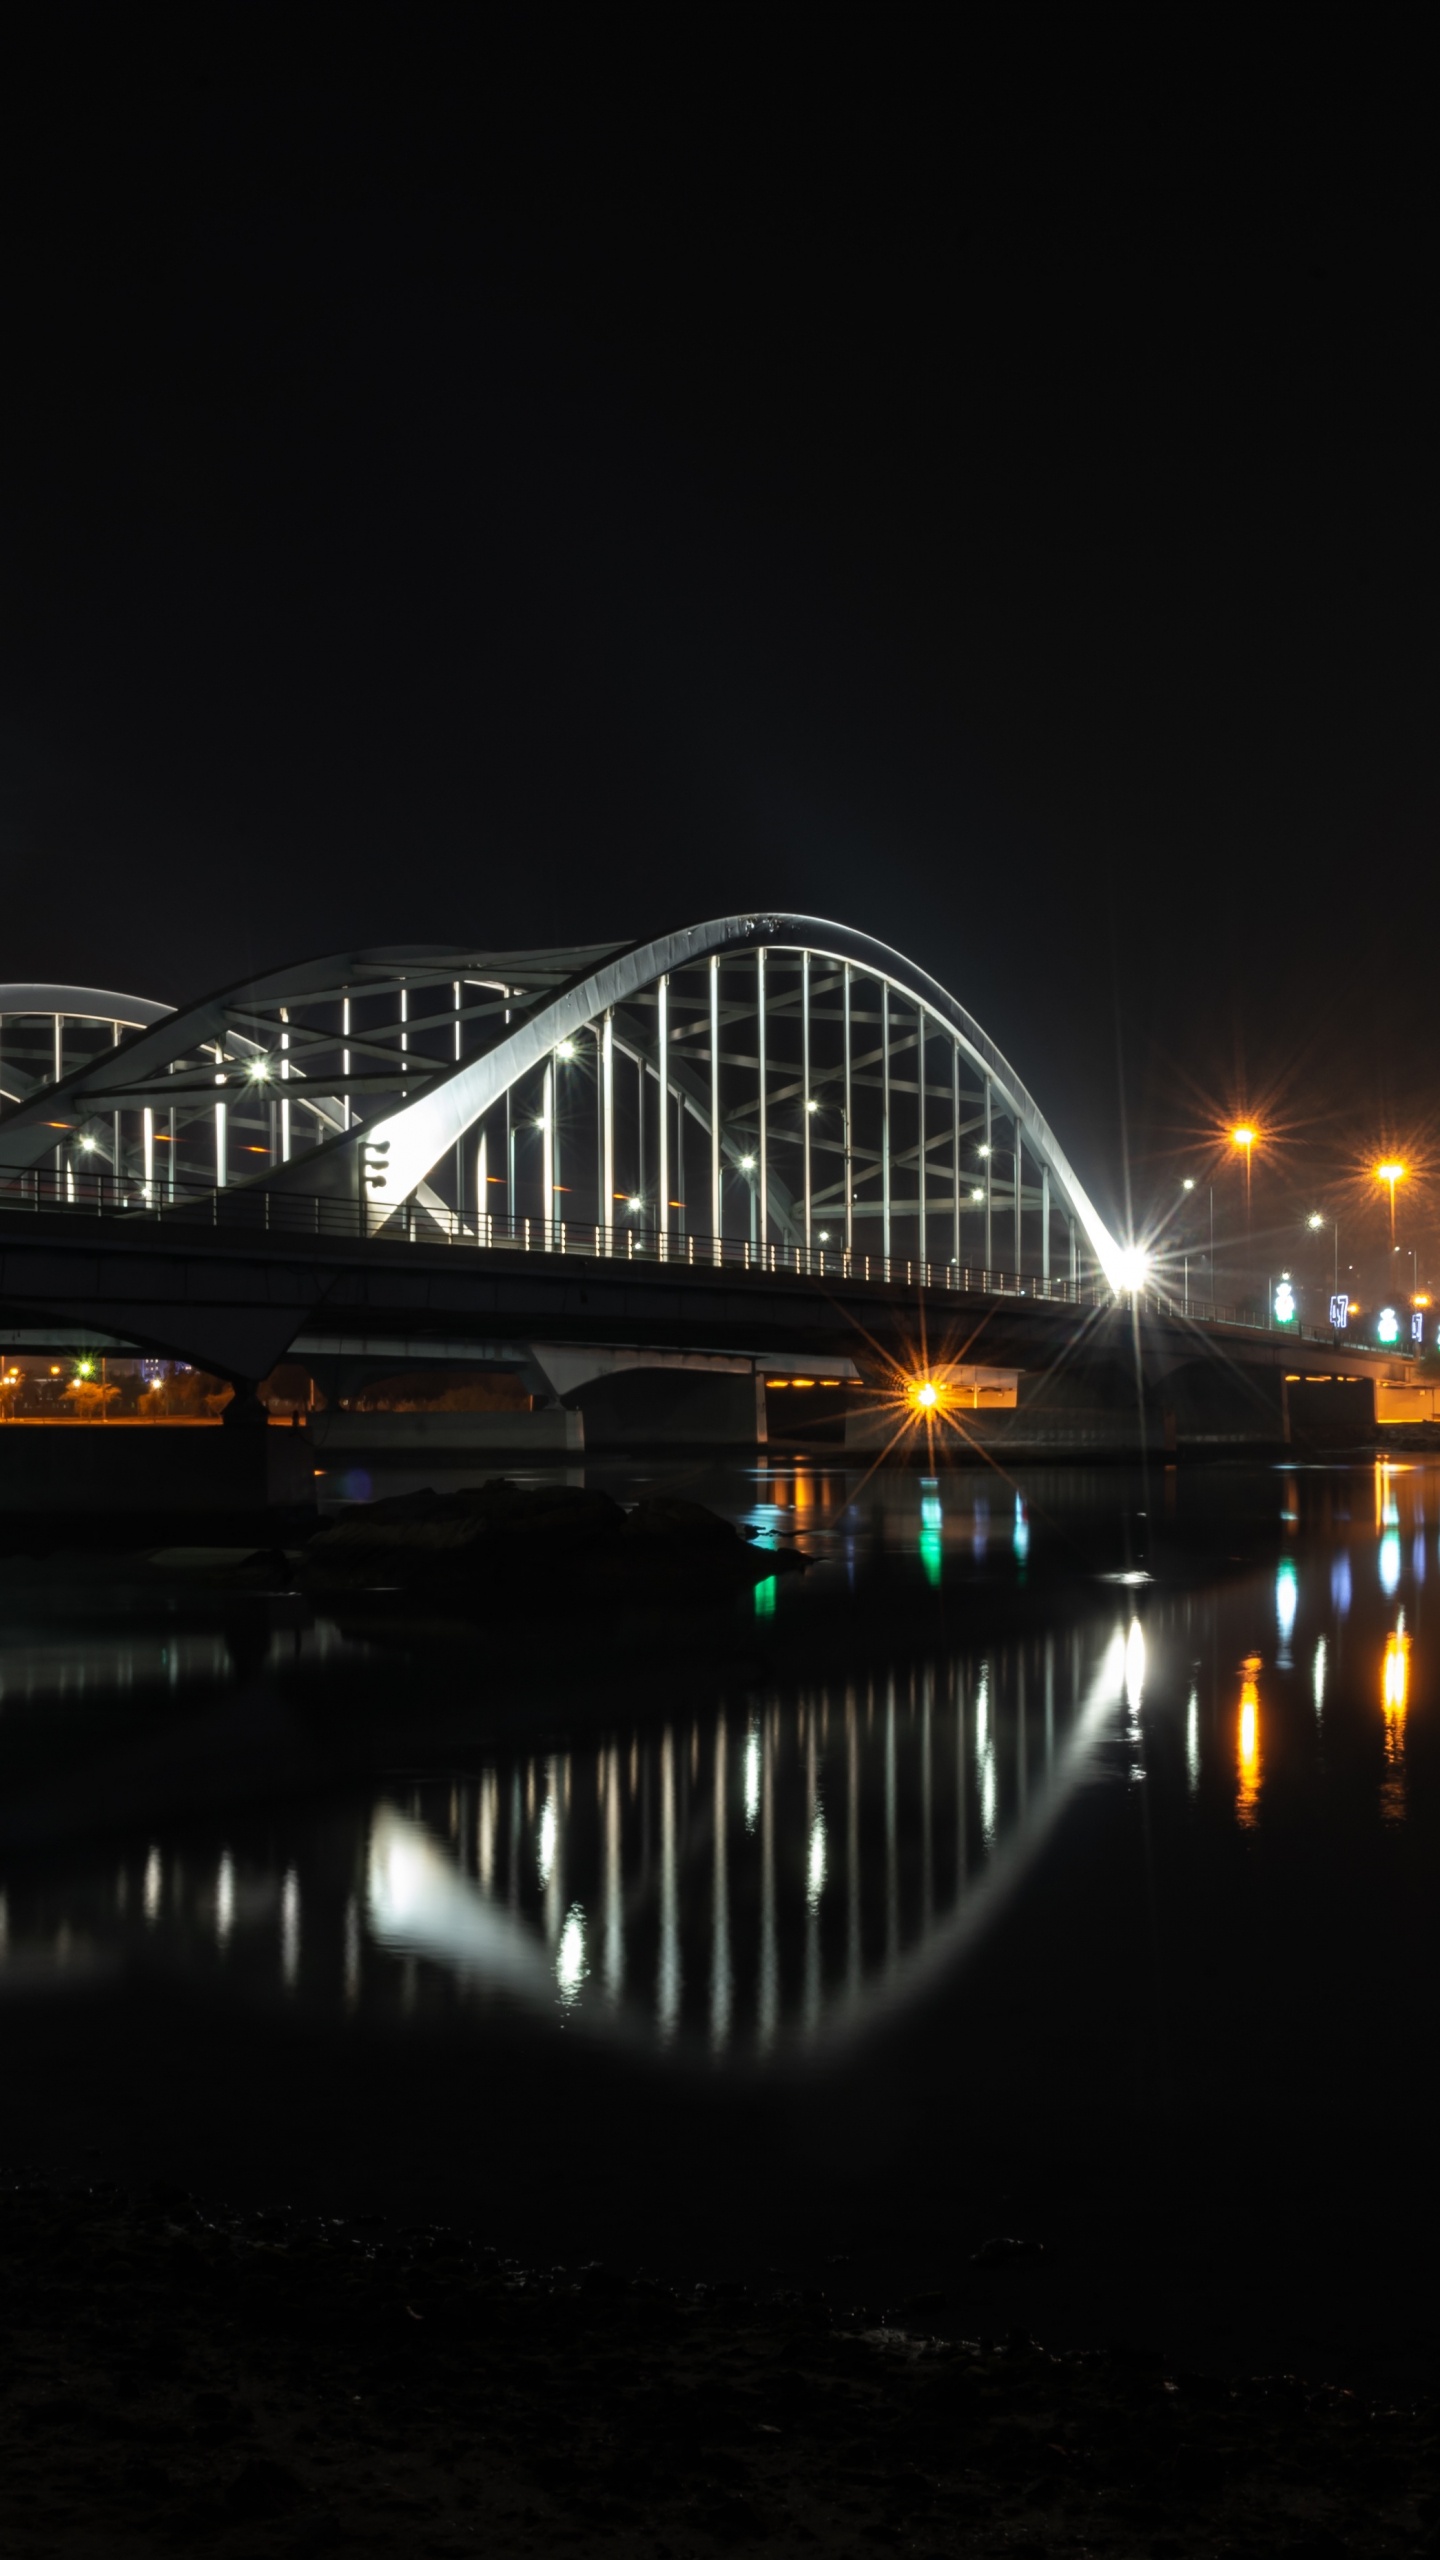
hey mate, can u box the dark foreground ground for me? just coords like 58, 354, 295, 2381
5, 2169, 1439, 2560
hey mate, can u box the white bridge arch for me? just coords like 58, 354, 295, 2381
0, 918, 1124, 1290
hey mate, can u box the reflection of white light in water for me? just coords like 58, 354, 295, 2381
366, 1807, 554, 1998
658, 1730, 680, 2044
1331, 1554, 1351, 1616
143, 1848, 161, 1924
1186, 1686, 1199, 1792
1123, 1619, 1146, 1781
807, 1806, 827, 1909
1312, 1634, 1327, 1723
556, 1904, 587, 2008
281, 1869, 300, 1989
744, 1724, 761, 1833
758, 1719, 777, 2052
711, 1719, 732, 2053
976, 1666, 996, 1845
344, 1894, 360, 2009
1380, 1531, 1401, 1596
1013, 1497, 1030, 1561
972, 1501, 989, 1558
1276, 1560, 1297, 1644
603, 1751, 624, 2005
1414, 1533, 1427, 1584
216, 1853, 234, 1947
1103, 1625, 1127, 1694
478, 1775, 495, 1891
537, 1796, 556, 1885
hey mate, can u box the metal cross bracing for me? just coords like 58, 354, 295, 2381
0, 918, 1126, 1292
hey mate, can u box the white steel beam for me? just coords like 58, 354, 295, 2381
709, 954, 721, 1258
881, 981, 891, 1261
601, 1010, 614, 1254
542, 1061, 554, 1248
757, 948, 767, 1250
801, 948, 811, 1253
657, 972, 669, 1260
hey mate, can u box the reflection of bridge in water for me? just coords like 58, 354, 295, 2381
0, 1469, 1430, 2010
0, 1608, 1169, 2037
366, 1618, 1144, 2058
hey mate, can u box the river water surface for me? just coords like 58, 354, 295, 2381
3, 1455, 1437, 2380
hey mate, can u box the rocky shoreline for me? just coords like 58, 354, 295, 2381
298, 1481, 809, 1606
3, 2172, 1436, 2557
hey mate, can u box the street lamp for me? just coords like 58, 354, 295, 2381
739, 1155, 758, 1247
1376, 1160, 1407, 1248
804, 1099, 852, 1250
1307, 1211, 1339, 1296
1181, 1174, 1214, 1305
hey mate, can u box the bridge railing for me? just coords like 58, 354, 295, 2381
0, 1160, 1116, 1304
0, 1163, 1376, 1343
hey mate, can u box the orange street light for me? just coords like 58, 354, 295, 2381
1376, 1160, 1407, 1246
1231, 1124, 1257, 1222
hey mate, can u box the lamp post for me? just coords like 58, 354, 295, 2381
739, 1154, 758, 1247
1376, 1160, 1407, 1250
805, 1098, 851, 1250
1183, 1173, 1215, 1308
1180, 1177, 1195, 1312
1308, 1210, 1338, 1297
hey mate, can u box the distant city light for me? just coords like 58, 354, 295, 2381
970, 1185, 984, 1201
556, 1039, 576, 1059
739, 1155, 755, 1171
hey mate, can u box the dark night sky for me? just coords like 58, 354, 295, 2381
2, 15, 1437, 1253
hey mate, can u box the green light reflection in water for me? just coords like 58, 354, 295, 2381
919, 1480, 943, 1586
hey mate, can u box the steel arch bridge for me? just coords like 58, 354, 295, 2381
0, 919, 1126, 1291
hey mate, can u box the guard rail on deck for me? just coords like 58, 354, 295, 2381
0, 1165, 1392, 1351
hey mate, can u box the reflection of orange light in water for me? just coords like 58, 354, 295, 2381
1375, 1457, 1404, 1531
1237, 1655, 1262, 1827
1381, 1616, 1409, 1822
1382, 1620, 1409, 1746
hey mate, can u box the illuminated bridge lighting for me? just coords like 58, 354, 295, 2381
0, 924, 1129, 1292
